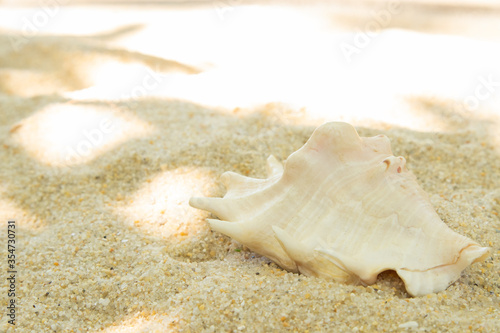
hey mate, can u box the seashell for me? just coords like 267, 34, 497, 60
190, 122, 489, 296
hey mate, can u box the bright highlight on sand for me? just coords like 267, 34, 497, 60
114, 167, 217, 241
10, 103, 154, 167
44, 5, 500, 135
99, 312, 179, 333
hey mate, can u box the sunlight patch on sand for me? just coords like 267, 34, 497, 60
3, 4, 499, 133
99, 312, 179, 333
65, 62, 171, 100
114, 167, 218, 242
10, 103, 154, 167
60, 6, 500, 133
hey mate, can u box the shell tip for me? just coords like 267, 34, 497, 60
208, 219, 245, 241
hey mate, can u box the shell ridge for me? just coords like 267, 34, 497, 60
396, 244, 490, 296
223, 172, 282, 199
399, 243, 490, 273
273, 226, 356, 281
316, 247, 374, 284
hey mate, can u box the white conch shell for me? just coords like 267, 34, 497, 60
190, 122, 489, 296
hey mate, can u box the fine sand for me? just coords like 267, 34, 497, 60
0, 2, 499, 332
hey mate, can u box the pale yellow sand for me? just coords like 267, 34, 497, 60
0, 2, 499, 332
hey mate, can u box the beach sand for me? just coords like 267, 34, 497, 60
0, 1, 499, 332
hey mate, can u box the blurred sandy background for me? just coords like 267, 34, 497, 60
0, 0, 499, 332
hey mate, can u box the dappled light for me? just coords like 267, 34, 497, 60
66, 62, 177, 100
2, 3, 490, 133
10, 103, 154, 167
98, 312, 179, 333
0, 1, 499, 332
114, 167, 219, 242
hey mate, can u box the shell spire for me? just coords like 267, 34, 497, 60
190, 122, 490, 296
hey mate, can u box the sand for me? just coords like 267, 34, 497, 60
0, 1, 499, 332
